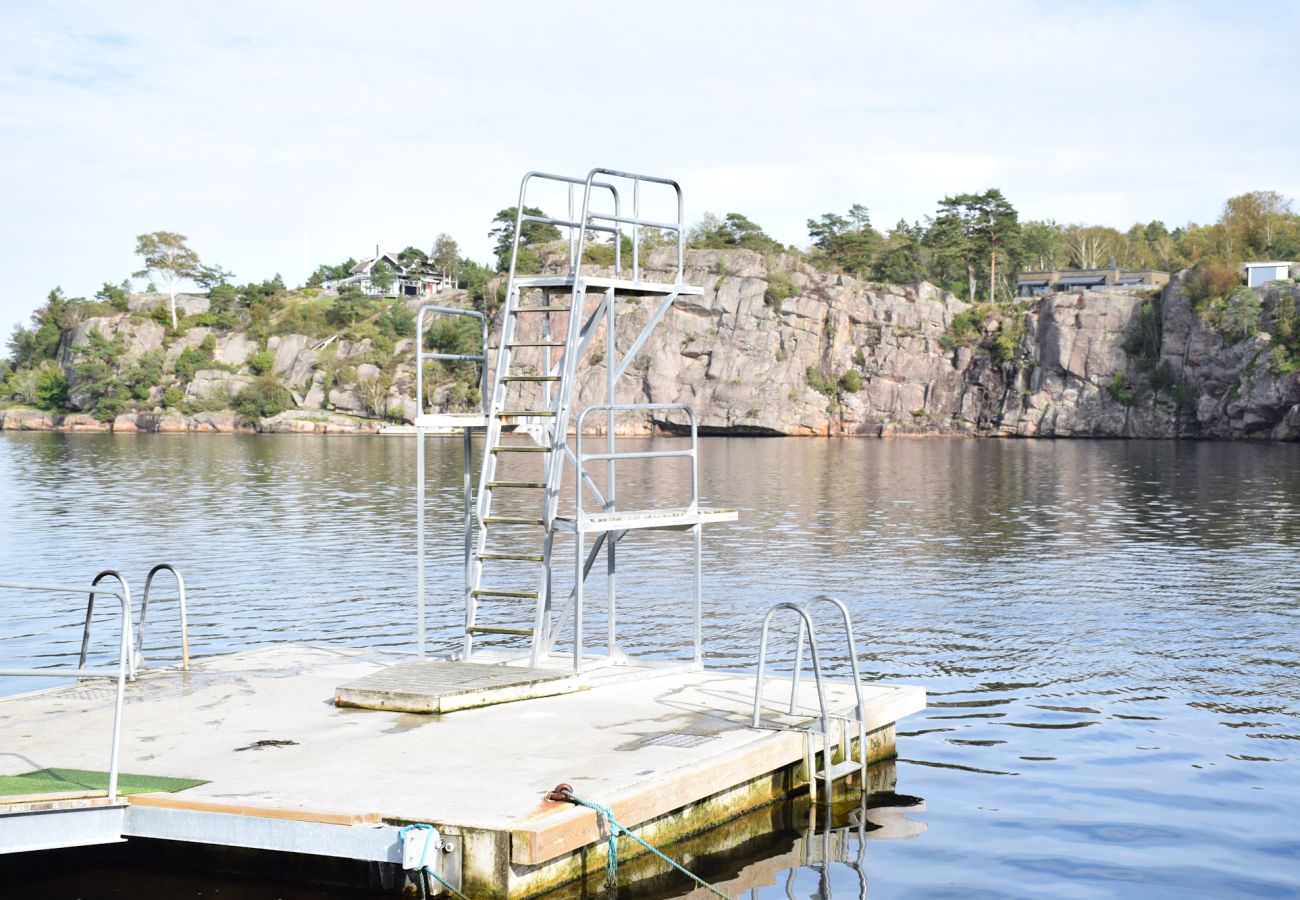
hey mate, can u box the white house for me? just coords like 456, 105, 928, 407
322, 252, 454, 297
1243, 261, 1296, 288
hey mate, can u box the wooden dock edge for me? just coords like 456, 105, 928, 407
127, 793, 381, 826
487, 724, 900, 898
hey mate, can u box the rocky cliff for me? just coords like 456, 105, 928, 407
3, 250, 1298, 439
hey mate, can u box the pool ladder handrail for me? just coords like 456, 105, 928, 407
78, 563, 189, 677
752, 597, 871, 800
752, 601, 835, 800
792, 596, 869, 774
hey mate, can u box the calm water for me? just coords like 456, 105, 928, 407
2, 433, 1299, 898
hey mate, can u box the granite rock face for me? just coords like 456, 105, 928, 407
8, 262, 1299, 439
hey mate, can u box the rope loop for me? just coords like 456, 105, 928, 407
552, 786, 731, 899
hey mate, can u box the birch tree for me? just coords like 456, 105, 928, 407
133, 232, 200, 329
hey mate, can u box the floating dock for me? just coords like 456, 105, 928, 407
0, 645, 924, 896
3, 166, 929, 896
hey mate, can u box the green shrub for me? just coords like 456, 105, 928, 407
1221, 286, 1263, 342
71, 329, 130, 421
853, 347, 867, 368
246, 349, 275, 375
1107, 372, 1134, 406
839, 369, 863, 393
764, 271, 796, 308
126, 351, 164, 401
234, 374, 294, 421
162, 386, 184, 408
804, 366, 836, 397
32, 365, 69, 410
175, 344, 212, 383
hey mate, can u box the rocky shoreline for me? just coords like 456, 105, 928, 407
0, 407, 384, 435
5, 249, 1299, 441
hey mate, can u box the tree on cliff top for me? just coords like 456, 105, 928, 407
927, 190, 1020, 302
688, 212, 782, 253
133, 231, 200, 329
490, 207, 561, 271
807, 204, 881, 274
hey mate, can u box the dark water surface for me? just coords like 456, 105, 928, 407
2, 433, 1299, 898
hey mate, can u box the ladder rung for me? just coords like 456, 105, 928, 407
487, 481, 546, 489
498, 410, 556, 418
471, 588, 540, 599
511, 306, 570, 314
491, 446, 552, 453
478, 552, 545, 561
503, 341, 566, 348
501, 375, 561, 383
483, 516, 545, 526
467, 626, 535, 636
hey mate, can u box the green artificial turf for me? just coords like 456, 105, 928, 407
0, 767, 206, 797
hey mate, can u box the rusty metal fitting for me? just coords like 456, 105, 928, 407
545, 783, 574, 802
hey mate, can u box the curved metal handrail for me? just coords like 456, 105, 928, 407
752, 601, 834, 799
79, 569, 134, 680
2, 578, 131, 802
791, 595, 869, 771
137, 563, 189, 671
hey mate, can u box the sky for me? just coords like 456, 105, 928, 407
2, 0, 1299, 344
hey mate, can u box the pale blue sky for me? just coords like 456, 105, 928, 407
2, 0, 1298, 344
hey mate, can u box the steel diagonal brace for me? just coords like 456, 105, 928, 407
545, 292, 609, 380
542, 527, 628, 654
614, 292, 679, 381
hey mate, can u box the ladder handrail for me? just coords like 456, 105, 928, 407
752, 601, 834, 799
0, 578, 132, 802
79, 570, 134, 680
415, 304, 489, 417
791, 595, 868, 771
137, 563, 189, 671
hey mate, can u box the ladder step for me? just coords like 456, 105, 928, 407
501, 375, 562, 383
472, 588, 540, 599
467, 626, 535, 636
483, 516, 545, 526
478, 552, 545, 561
503, 341, 566, 348
511, 306, 570, 314
487, 481, 546, 489
498, 410, 556, 418
491, 446, 552, 453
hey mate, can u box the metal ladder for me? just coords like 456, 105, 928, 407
77, 563, 190, 677
460, 168, 702, 667
752, 596, 870, 800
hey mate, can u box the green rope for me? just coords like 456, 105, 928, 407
398, 823, 469, 900
561, 789, 731, 899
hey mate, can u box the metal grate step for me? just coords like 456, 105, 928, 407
483, 516, 545, 526
502, 341, 566, 349
487, 481, 546, 489
511, 306, 570, 314
466, 626, 534, 636
498, 410, 556, 418
501, 375, 561, 383
477, 552, 545, 562
491, 446, 551, 454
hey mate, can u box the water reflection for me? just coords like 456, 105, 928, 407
2, 434, 1300, 897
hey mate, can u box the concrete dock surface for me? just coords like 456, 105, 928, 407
0, 645, 925, 896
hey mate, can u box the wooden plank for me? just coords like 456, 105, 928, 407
127, 793, 379, 826
0, 790, 111, 809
